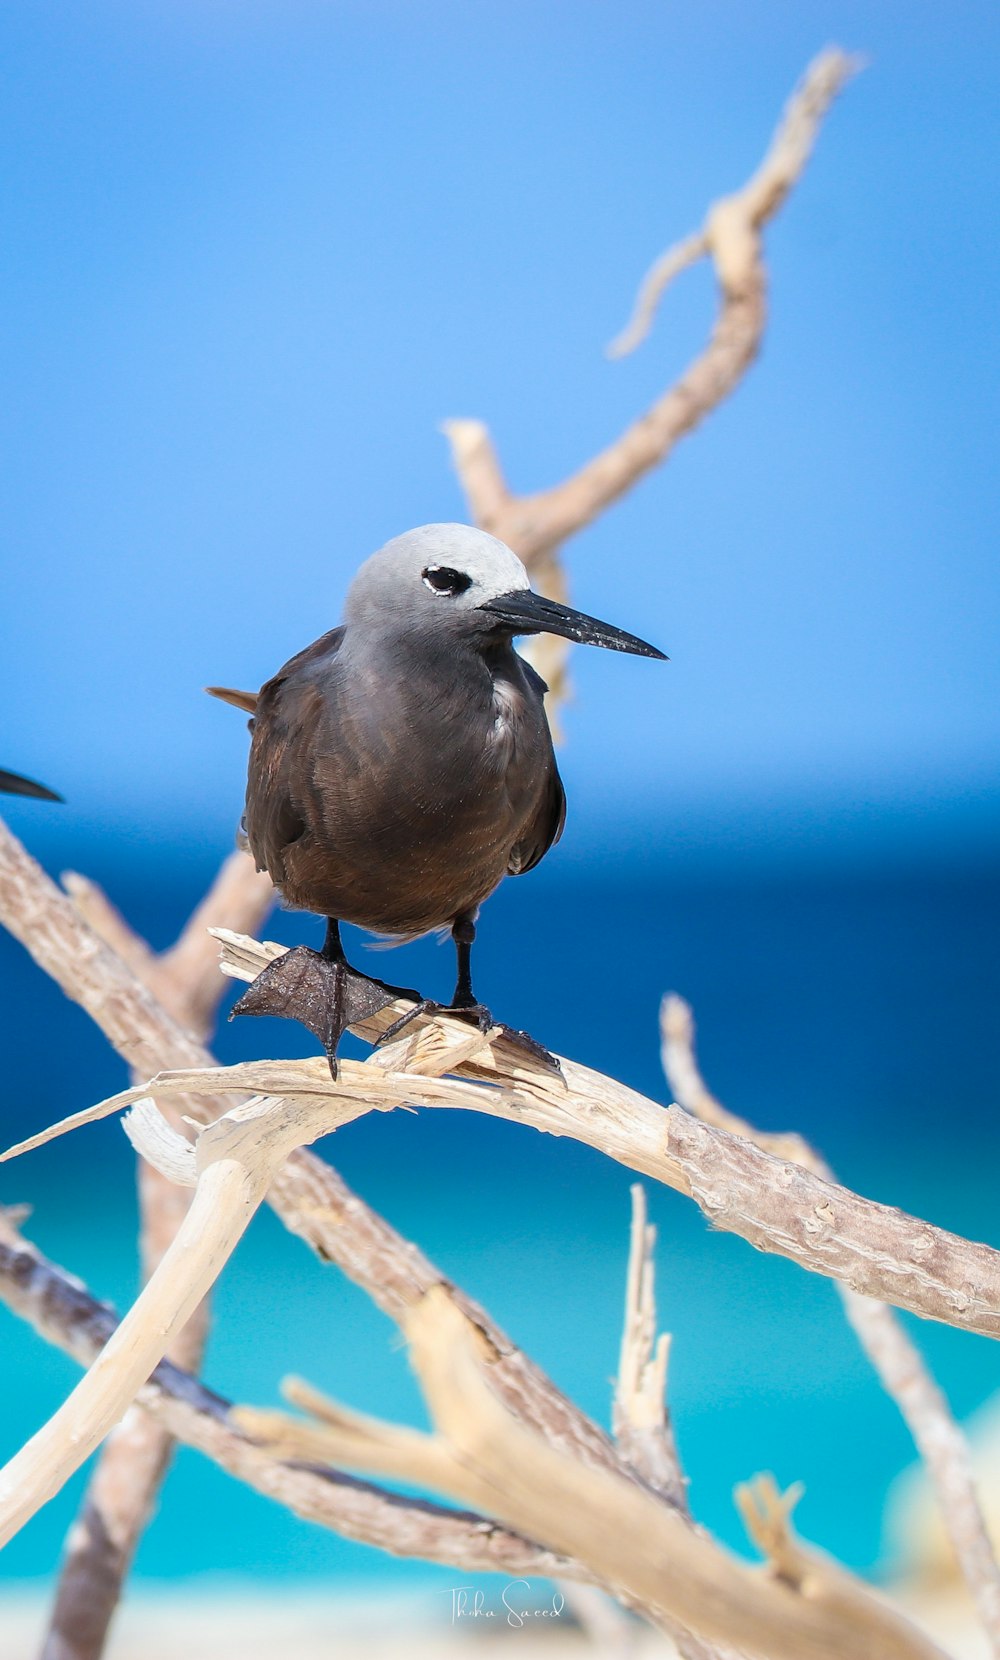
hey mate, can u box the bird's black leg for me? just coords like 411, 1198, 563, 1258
377, 913, 559, 1071
449, 913, 485, 1016
321, 917, 346, 964
231, 916, 418, 1080
321, 917, 420, 998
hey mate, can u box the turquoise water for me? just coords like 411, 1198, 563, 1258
1, 845, 998, 1592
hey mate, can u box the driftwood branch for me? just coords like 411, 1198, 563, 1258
662, 994, 1000, 1660
40, 854, 274, 1660
58, 924, 1000, 1348
237, 1194, 730, 1659
1, 1048, 536, 1545
238, 1288, 945, 1660
1, 811, 990, 1657
0, 1115, 741, 1655
0, 1093, 291, 1547
0, 1212, 575, 1582
404, 1289, 943, 1660
8, 955, 1000, 1561
607, 49, 858, 360
0, 832, 691, 1651
444, 49, 857, 704
61, 852, 273, 1047
3, 1185, 940, 1660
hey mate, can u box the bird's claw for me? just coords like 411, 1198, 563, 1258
231, 946, 399, 1078
376, 999, 560, 1073
490, 1023, 561, 1073
374, 999, 438, 1047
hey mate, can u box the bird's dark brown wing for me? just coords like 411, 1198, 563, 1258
0, 768, 62, 802
244, 628, 347, 890
507, 762, 566, 876
262, 627, 346, 692
506, 658, 565, 877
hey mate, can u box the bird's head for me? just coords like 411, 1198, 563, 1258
344, 524, 666, 659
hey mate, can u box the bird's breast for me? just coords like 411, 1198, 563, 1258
254, 643, 552, 935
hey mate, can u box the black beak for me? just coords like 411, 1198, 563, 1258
480, 589, 667, 659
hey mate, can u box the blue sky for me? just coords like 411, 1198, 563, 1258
2, 1, 998, 855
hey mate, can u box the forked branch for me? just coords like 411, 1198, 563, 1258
447, 49, 856, 561
0, 1211, 574, 1582
444, 49, 857, 701
237, 1288, 944, 1660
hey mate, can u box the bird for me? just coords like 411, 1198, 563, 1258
0, 769, 62, 803
209, 523, 665, 1074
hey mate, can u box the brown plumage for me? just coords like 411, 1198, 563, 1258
240, 626, 564, 939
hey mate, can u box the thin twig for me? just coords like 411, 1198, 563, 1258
662, 993, 1000, 1660
613, 1184, 686, 1510
606, 233, 708, 360
608, 50, 859, 358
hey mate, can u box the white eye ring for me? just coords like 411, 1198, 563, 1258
422, 565, 472, 597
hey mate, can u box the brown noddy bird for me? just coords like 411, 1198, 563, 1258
0, 769, 62, 803
209, 524, 665, 1074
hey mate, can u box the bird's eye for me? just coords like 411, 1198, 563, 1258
422, 565, 472, 597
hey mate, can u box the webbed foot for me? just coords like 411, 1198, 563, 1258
231, 946, 403, 1078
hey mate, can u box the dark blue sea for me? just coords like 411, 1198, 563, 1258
1, 823, 998, 1598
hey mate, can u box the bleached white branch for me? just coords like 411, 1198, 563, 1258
662, 993, 1000, 1660
0, 1212, 575, 1582
0, 818, 991, 1657
608, 50, 859, 358
403, 1289, 944, 1660
0, 1096, 296, 1547
85, 927, 1000, 1349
